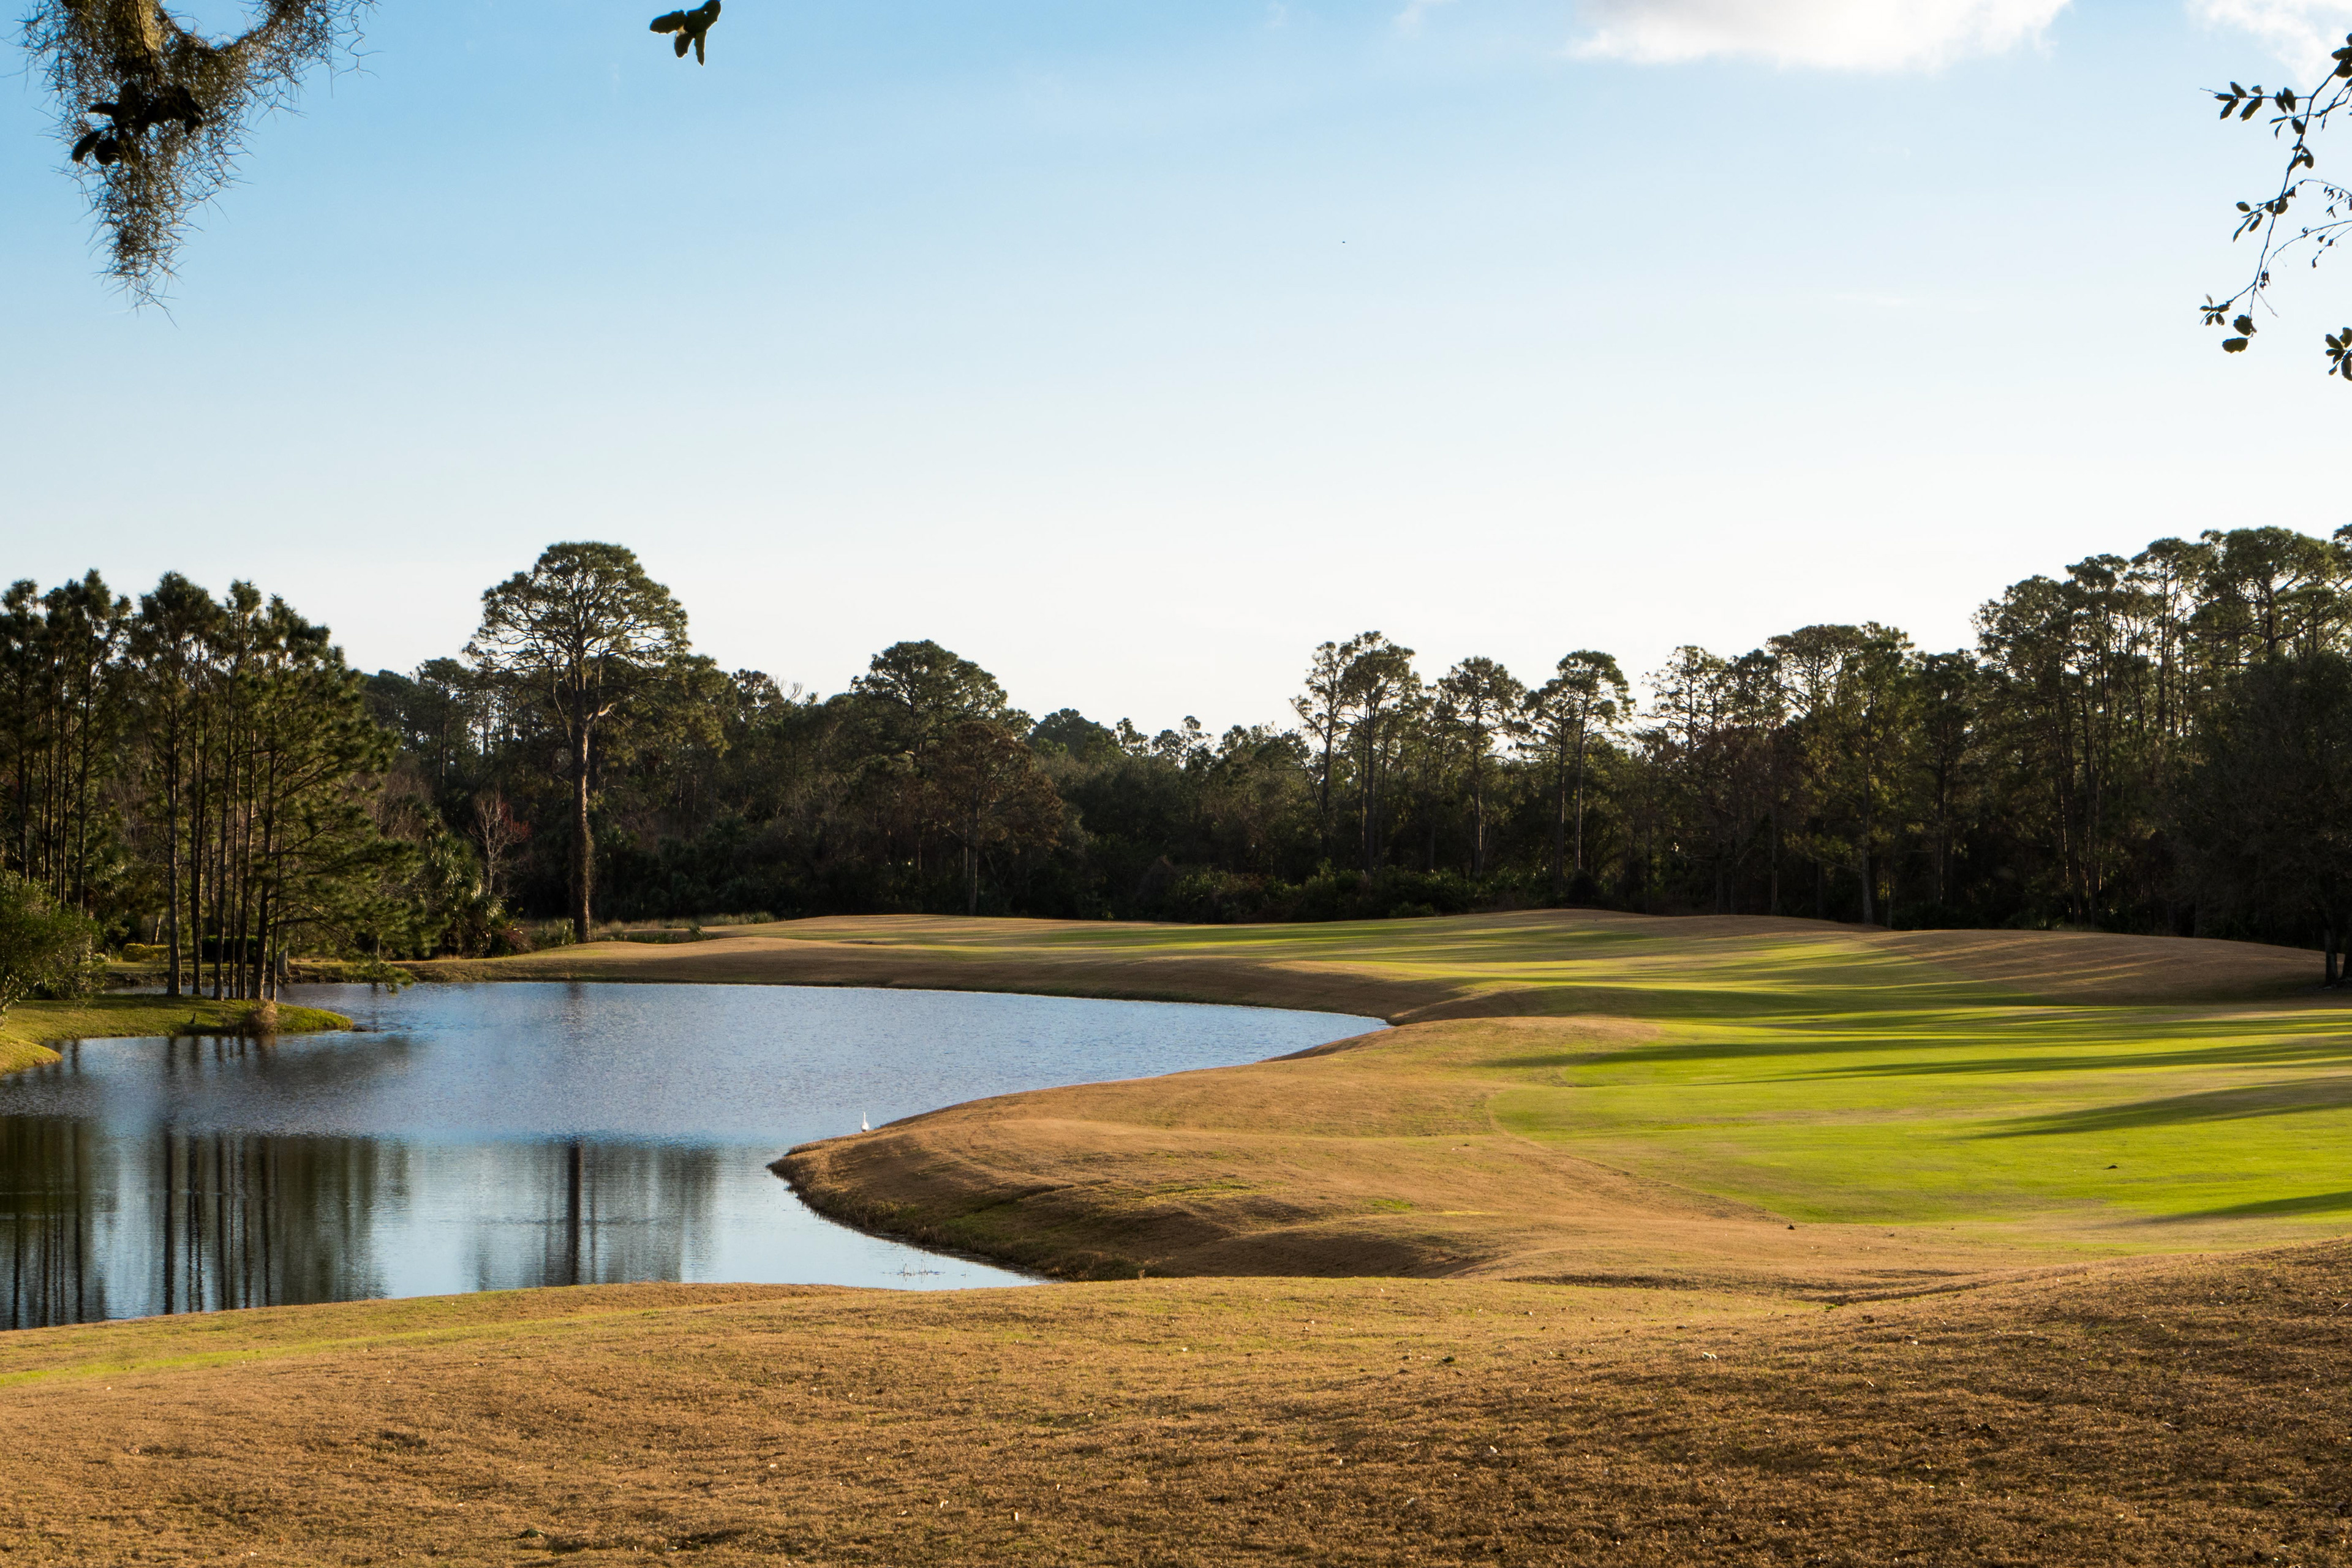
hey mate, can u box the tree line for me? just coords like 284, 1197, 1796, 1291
0, 572, 399, 1001
10, 527, 2352, 979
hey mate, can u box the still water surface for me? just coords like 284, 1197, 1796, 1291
0, 982, 1379, 1329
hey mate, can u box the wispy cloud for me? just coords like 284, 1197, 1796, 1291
1395, 0, 1461, 34
1569, 0, 2070, 72
2192, 0, 2352, 69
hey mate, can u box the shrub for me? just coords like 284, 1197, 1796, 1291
0, 874, 102, 1014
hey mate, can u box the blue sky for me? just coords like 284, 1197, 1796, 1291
5, 0, 2348, 731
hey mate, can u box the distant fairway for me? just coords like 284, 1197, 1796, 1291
1431, 920, 2352, 1245
422, 908, 2352, 1286
1487, 974, 2352, 1241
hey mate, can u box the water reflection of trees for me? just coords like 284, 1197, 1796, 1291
478, 1140, 726, 1292
2, 1119, 104, 1328
1, 1122, 388, 1328
1, 1121, 734, 1328
154, 1131, 387, 1316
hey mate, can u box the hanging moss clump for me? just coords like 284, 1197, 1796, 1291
23, 0, 369, 301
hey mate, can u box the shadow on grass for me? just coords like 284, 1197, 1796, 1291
1977, 1077, 2352, 1139
1493, 1009, 2352, 1076
1810, 1035, 2352, 1080
2146, 1189, 2352, 1222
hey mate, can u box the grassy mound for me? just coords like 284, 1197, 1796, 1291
413, 908, 2325, 1014
4, 1244, 2344, 1564
410, 910, 2352, 1286
570, 911, 2340, 1286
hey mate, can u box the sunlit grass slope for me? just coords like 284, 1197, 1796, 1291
6, 1248, 2347, 1565
420, 907, 2321, 1015
1492, 990, 2352, 1239
621, 911, 2352, 1286
0, 995, 353, 1074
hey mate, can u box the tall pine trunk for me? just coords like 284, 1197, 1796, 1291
1548, 747, 1567, 902
1571, 728, 1592, 878
1859, 772, 1877, 927
187, 732, 205, 1005
208, 772, 222, 1000
1468, 753, 1484, 880
571, 712, 594, 943
163, 729, 182, 999
235, 771, 254, 1000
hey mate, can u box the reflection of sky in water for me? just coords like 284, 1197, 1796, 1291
0, 983, 1380, 1327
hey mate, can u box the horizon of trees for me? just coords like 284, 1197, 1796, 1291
10, 524, 2352, 979
1, 571, 408, 1000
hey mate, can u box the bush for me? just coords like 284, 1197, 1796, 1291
0, 874, 101, 1014
1292, 868, 1482, 922
1141, 864, 1498, 925
522, 918, 576, 949
1157, 869, 1295, 924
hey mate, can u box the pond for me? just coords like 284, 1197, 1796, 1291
0, 982, 1381, 1329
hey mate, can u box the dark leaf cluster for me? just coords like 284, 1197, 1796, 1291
2204, 36, 2352, 374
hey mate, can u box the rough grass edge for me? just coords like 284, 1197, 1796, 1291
0, 996, 355, 1075
772, 1146, 1088, 1281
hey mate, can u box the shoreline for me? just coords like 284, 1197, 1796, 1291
562, 910, 2339, 1291
32, 909, 2348, 1292
767, 1150, 1055, 1286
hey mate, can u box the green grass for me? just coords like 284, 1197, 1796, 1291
1480, 977, 2352, 1245
0, 993, 355, 1072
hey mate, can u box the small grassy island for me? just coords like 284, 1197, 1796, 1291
0, 993, 354, 1074
7, 911, 2348, 1564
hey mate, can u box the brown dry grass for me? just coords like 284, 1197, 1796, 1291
780, 1015, 2035, 1295
417, 913, 1461, 1018
1877, 925, 2323, 1004
4, 1243, 2348, 1565
413, 909, 2327, 1014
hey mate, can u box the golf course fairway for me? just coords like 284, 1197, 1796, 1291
9, 910, 2349, 1566
436, 909, 2352, 1287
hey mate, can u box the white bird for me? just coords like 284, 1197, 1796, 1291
861, 1113, 870, 1132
